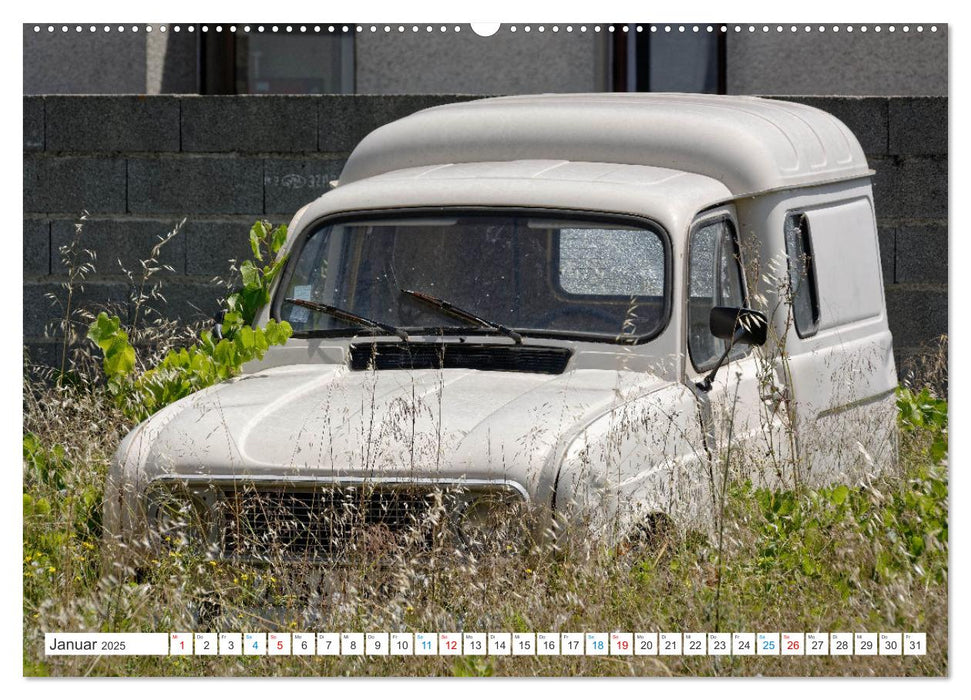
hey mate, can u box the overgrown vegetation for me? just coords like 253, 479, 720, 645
22, 220, 947, 677
83, 220, 292, 422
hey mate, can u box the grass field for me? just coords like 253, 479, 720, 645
22, 346, 948, 677
22, 222, 948, 677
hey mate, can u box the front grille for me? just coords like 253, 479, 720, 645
147, 480, 531, 561
348, 342, 572, 374
218, 486, 452, 560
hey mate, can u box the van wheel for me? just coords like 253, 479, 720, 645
619, 512, 676, 556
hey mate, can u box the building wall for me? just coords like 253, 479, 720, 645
354, 30, 609, 94
23, 25, 199, 95
24, 25, 948, 97
23, 28, 149, 94
726, 27, 949, 96
22, 95, 947, 372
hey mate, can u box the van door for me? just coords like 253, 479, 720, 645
779, 199, 898, 483
685, 210, 792, 494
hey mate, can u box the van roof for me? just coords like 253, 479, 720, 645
337, 93, 872, 197
294, 160, 733, 237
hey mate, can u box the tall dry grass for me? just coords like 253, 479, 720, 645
22, 224, 947, 677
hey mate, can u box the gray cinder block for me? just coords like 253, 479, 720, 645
23, 155, 126, 214
264, 157, 344, 214
24, 97, 44, 151
45, 96, 181, 153
138, 280, 225, 325
319, 94, 481, 153
184, 220, 260, 276
890, 156, 948, 221
885, 286, 948, 351
50, 218, 187, 276
869, 155, 947, 221
127, 156, 264, 215
889, 97, 947, 156
896, 224, 948, 285
23, 281, 131, 340
23, 342, 63, 373
181, 96, 318, 153
23, 219, 50, 277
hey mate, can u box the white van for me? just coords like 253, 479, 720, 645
106, 94, 898, 559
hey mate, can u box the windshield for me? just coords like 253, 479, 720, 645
276, 212, 669, 343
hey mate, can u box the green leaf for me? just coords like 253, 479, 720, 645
831, 485, 850, 506
250, 220, 268, 243
264, 320, 293, 346
263, 254, 290, 287
103, 337, 136, 377
240, 260, 261, 289
86, 312, 121, 349
236, 326, 256, 352
249, 227, 263, 261
271, 224, 288, 254
253, 328, 270, 354
213, 339, 236, 367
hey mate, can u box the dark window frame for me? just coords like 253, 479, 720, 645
609, 25, 727, 93
783, 211, 821, 339
686, 213, 750, 373
199, 25, 355, 95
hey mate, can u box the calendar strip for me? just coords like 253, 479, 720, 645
43, 632, 927, 657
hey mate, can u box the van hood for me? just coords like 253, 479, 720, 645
129, 363, 671, 499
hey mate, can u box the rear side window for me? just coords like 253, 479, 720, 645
687, 218, 747, 371
784, 213, 820, 338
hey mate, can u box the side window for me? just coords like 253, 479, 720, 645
687, 218, 747, 372
784, 213, 820, 338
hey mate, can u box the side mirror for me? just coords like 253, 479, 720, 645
709, 306, 768, 347
695, 306, 768, 393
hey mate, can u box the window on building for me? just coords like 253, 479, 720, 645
610, 25, 725, 93
201, 30, 354, 94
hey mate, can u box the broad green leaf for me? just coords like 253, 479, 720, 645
213, 339, 235, 366
249, 227, 263, 261
270, 224, 287, 255
87, 312, 121, 348
271, 224, 288, 254
236, 326, 256, 352
103, 338, 136, 377
250, 219, 268, 243
240, 260, 261, 289
264, 254, 290, 286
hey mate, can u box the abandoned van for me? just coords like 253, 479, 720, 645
105, 94, 898, 561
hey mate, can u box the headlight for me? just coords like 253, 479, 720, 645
145, 484, 216, 552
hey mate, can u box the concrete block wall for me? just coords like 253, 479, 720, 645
23, 94, 947, 371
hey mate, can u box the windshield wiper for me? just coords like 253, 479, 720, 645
400, 289, 523, 344
285, 298, 409, 341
